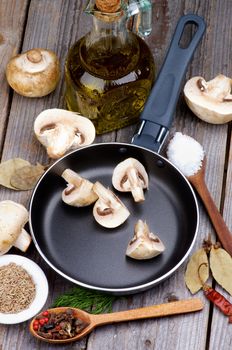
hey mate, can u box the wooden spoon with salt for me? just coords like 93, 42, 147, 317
29, 299, 203, 344
188, 157, 232, 256
167, 132, 232, 257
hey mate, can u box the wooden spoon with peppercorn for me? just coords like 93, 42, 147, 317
29, 299, 203, 344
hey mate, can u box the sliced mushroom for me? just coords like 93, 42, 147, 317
6, 48, 60, 97
34, 109, 96, 159
61, 169, 98, 207
112, 158, 149, 202
126, 219, 165, 260
184, 74, 232, 124
0, 200, 31, 255
93, 181, 130, 228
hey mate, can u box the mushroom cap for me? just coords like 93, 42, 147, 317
34, 108, 96, 159
126, 220, 165, 260
6, 48, 60, 97
184, 75, 232, 124
112, 158, 149, 202
0, 200, 29, 255
61, 169, 98, 207
93, 181, 130, 228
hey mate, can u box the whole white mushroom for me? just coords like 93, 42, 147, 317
6, 48, 60, 97
0, 200, 31, 255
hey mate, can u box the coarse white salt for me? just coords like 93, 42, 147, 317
166, 132, 204, 177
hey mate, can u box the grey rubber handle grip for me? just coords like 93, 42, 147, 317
132, 14, 206, 152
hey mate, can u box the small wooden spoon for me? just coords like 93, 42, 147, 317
188, 158, 232, 256
29, 298, 203, 344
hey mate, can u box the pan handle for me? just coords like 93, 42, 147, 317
132, 14, 206, 153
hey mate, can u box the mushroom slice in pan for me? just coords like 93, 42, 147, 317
61, 169, 98, 207
126, 220, 165, 260
0, 200, 31, 255
93, 181, 130, 228
34, 109, 96, 159
184, 74, 232, 124
112, 158, 149, 202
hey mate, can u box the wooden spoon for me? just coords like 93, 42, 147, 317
188, 158, 232, 256
29, 298, 203, 344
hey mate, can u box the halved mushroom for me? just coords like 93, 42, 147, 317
93, 181, 130, 228
6, 48, 60, 97
126, 219, 165, 260
34, 109, 96, 159
0, 200, 31, 255
61, 169, 98, 207
112, 158, 149, 202
184, 74, 232, 124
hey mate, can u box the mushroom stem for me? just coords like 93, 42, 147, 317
62, 169, 83, 187
127, 167, 145, 202
197, 78, 207, 91
93, 181, 130, 228
13, 228, 32, 252
112, 158, 149, 203
26, 49, 42, 63
134, 219, 149, 238
126, 220, 165, 260
61, 169, 98, 207
93, 182, 121, 210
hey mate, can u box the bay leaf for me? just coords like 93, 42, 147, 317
0, 158, 31, 189
210, 246, 232, 296
10, 163, 45, 190
184, 248, 209, 294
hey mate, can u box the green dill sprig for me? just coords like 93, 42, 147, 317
52, 286, 119, 314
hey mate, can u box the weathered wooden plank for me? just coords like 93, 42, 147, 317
207, 1, 232, 348
86, 0, 231, 349
209, 128, 232, 350
1, 0, 231, 349
0, 0, 30, 347
0, 0, 30, 150
0, 1, 91, 349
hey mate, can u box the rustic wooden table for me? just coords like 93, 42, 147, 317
0, 1, 232, 349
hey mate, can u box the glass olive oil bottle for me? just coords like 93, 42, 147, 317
65, 0, 155, 134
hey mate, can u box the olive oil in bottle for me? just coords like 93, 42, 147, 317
65, 0, 155, 134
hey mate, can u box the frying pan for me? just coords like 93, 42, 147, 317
29, 15, 206, 295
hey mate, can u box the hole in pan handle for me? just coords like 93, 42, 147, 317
132, 14, 206, 153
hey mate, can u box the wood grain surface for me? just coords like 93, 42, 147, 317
0, 1, 232, 349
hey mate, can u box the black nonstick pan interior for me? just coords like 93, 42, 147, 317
30, 15, 205, 294
29, 143, 198, 294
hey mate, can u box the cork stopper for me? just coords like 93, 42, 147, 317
96, 0, 121, 13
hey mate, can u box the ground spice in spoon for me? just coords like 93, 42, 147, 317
166, 132, 204, 176
0, 262, 36, 313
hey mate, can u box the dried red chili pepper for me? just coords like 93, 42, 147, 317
197, 263, 232, 322
203, 284, 232, 321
